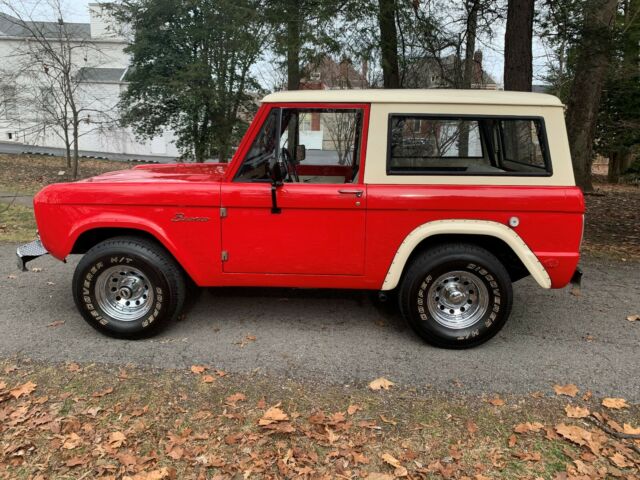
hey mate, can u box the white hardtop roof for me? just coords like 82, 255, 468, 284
262, 89, 563, 107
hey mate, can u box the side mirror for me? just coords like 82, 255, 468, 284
295, 145, 306, 162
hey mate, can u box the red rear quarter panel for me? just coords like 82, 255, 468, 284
364, 185, 584, 288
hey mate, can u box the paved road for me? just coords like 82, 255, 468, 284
1, 244, 639, 399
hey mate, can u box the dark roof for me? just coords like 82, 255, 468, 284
532, 84, 550, 94
78, 67, 126, 83
403, 54, 496, 89
0, 12, 90, 39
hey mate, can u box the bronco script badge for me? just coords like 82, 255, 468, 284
171, 213, 210, 222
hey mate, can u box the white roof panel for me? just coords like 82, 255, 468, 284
262, 89, 563, 107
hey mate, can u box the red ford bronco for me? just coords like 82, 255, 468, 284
18, 90, 584, 348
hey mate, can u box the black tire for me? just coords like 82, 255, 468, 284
72, 236, 186, 339
398, 243, 513, 349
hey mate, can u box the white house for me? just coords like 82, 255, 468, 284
0, 3, 178, 158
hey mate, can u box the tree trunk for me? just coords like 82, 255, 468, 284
64, 128, 71, 169
72, 116, 80, 179
607, 150, 621, 182
504, 0, 534, 91
459, 0, 480, 157
286, 0, 301, 91
565, 0, 619, 192
378, 0, 401, 88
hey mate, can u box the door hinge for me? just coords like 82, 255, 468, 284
221, 250, 228, 262
220, 207, 227, 218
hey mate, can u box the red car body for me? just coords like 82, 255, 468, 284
32, 91, 584, 293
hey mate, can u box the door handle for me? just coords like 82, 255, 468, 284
338, 189, 363, 198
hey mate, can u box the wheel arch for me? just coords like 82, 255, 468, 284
69, 223, 195, 284
381, 220, 551, 291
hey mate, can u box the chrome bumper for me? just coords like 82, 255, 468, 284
16, 238, 48, 271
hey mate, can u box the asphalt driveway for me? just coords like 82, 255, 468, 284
1, 244, 639, 400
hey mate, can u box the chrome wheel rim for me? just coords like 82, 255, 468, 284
94, 266, 154, 322
426, 270, 489, 329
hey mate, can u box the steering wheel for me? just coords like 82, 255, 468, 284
281, 147, 299, 183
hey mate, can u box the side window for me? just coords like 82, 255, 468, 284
387, 115, 551, 175
234, 107, 364, 184
234, 110, 279, 181
281, 108, 363, 184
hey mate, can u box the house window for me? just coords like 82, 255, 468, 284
1, 85, 16, 119
387, 115, 551, 176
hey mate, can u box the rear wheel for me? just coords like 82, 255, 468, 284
398, 243, 513, 348
72, 236, 186, 339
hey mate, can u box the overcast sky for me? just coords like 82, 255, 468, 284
4, 0, 552, 87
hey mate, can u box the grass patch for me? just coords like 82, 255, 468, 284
0, 204, 37, 243
0, 359, 638, 479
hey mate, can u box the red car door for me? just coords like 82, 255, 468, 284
220, 182, 366, 275
220, 104, 369, 276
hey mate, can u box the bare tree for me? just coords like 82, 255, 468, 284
0, 0, 115, 178
323, 111, 358, 165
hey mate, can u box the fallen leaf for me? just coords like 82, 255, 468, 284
602, 397, 629, 410
92, 387, 114, 398
565, 405, 590, 418
190, 365, 207, 374
466, 421, 478, 435
351, 451, 369, 464
554, 384, 579, 397
508, 434, 517, 447
622, 423, 640, 435
66, 363, 81, 372
214, 369, 227, 377
0, 381, 5, 390
379, 415, 397, 426
10, 381, 37, 399
259, 406, 288, 425
626, 314, 639, 322
555, 423, 589, 446
369, 377, 394, 391
47, 320, 65, 328
366, 474, 394, 480
62, 432, 83, 449
555, 423, 605, 455
123, 467, 176, 480
514, 422, 545, 434
347, 404, 362, 415
201, 375, 215, 383
381, 453, 408, 477
108, 431, 127, 448
513, 451, 541, 461
65, 456, 86, 467
488, 396, 505, 406
225, 392, 246, 406
609, 452, 633, 468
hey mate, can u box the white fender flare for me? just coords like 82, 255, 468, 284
381, 219, 551, 291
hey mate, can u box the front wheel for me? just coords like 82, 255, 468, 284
398, 243, 513, 349
72, 236, 186, 339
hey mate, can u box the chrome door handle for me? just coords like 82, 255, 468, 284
338, 189, 363, 198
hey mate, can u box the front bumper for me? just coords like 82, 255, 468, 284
16, 238, 48, 271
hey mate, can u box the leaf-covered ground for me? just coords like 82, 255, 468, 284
0, 153, 144, 195
1, 360, 638, 480
583, 182, 640, 260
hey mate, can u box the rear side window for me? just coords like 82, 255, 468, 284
387, 115, 551, 176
